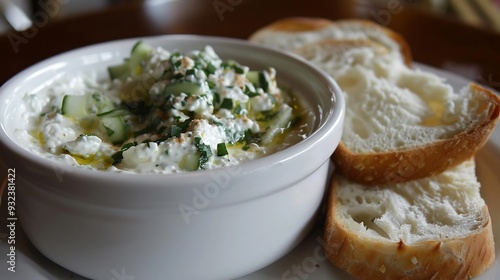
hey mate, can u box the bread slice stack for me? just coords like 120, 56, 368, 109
249, 17, 500, 279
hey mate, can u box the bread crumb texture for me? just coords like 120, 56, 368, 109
294, 40, 496, 154
337, 161, 483, 243
325, 161, 496, 280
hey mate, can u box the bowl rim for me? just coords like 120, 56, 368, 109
0, 34, 344, 185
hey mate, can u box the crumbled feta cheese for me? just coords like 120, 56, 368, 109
41, 114, 79, 153
64, 135, 102, 158
28, 43, 306, 173
251, 93, 274, 111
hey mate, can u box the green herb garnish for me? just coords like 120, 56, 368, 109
194, 137, 213, 168
220, 98, 233, 110
217, 142, 228, 156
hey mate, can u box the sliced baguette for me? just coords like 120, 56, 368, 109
248, 17, 413, 66
324, 160, 495, 280
251, 19, 500, 184
293, 39, 500, 184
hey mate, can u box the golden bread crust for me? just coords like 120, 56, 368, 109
249, 17, 335, 33
332, 83, 500, 185
248, 17, 413, 66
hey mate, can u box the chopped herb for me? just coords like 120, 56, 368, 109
172, 73, 184, 80
104, 125, 115, 136
111, 152, 124, 164
234, 64, 245, 74
259, 71, 270, 91
206, 63, 217, 75
170, 125, 182, 137
111, 142, 137, 164
234, 104, 243, 115
185, 69, 196, 76
220, 98, 233, 110
213, 92, 220, 104
217, 143, 228, 156
241, 129, 261, 150
169, 53, 182, 71
244, 85, 259, 97
194, 137, 213, 168
121, 142, 137, 150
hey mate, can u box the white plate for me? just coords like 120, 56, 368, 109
1, 63, 499, 280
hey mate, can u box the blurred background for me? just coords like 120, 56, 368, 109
1, 0, 500, 34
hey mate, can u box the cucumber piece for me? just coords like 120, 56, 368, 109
246, 71, 259, 85
179, 153, 200, 171
107, 62, 130, 80
102, 117, 128, 145
246, 70, 271, 91
163, 82, 203, 96
91, 93, 115, 113
61, 95, 88, 118
260, 104, 293, 145
129, 41, 153, 75
97, 108, 129, 118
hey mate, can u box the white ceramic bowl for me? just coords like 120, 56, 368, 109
0, 35, 344, 280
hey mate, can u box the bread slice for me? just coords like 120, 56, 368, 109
293, 39, 500, 184
324, 160, 495, 280
251, 18, 500, 184
248, 17, 413, 66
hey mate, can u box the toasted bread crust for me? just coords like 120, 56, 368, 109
248, 17, 334, 33
249, 17, 413, 66
332, 83, 500, 185
323, 176, 496, 280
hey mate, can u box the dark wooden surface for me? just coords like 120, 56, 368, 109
1, 0, 500, 90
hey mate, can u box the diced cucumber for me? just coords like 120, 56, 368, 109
101, 117, 128, 145
246, 71, 259, 85
260, 104, 293, 145
163, 82, 203, 96
246, 70, 271, 91
129, 41, 153, 75
91, 94, 115, 113
97, 108, 130, 118
179, 153, 200, 171
107, 62, 130, 80
62, 94, 117, 119
61, 95, 88, 118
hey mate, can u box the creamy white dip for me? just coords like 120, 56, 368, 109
22, 43, 309, 173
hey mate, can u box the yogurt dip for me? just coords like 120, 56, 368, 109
23, 42, 310, 173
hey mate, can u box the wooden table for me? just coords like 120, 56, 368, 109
1, 0, 500, 91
